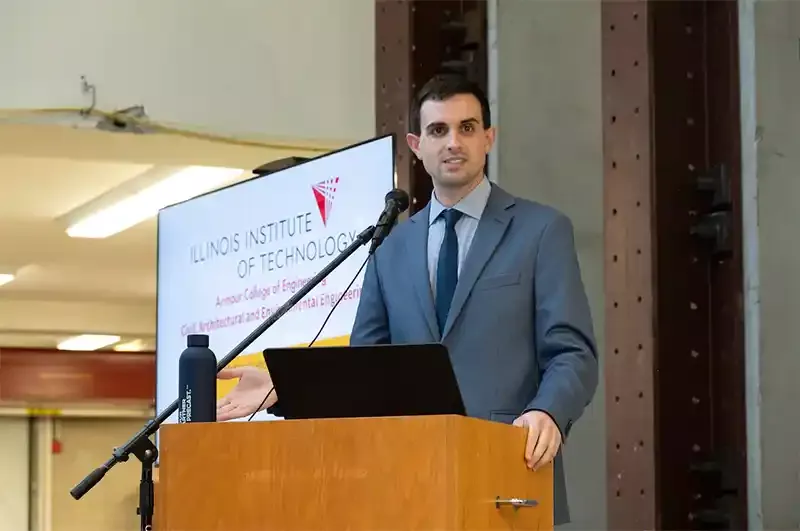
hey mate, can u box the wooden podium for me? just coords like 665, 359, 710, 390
155, 415, 553, 530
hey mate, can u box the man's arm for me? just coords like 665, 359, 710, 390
349, 254, 391, 345
525, 212, 599, 440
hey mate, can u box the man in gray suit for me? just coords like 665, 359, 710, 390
216, 74, 598, 525
349, 73, 598, 525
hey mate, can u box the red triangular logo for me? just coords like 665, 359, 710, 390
312, 177, 339, 226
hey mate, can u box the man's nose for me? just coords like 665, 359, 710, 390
446, 131, 463, 150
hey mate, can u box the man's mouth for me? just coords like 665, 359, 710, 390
443, 157, 466, 165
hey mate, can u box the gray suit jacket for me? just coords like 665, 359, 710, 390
350, 183, 598, 525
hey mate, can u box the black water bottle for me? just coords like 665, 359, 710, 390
177, 334, 217, 423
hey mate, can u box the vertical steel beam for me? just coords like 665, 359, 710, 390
375, 0, 487, 215
650, 2, 713, 528
691, 1, 748, 528
652, 1, 747, 529
604, 0, 746, 529
601, 1, 658, 528
375, 0, 413, 198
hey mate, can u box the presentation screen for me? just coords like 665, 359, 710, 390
155, 134, 396, 424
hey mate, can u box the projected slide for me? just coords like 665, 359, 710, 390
156, 134, 395, 423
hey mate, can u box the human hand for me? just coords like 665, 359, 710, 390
513, 410, 562, 471
215, 366, 276, 421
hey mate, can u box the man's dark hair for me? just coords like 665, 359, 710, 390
410, 73, 491, 134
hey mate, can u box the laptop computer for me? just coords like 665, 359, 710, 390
262, 343, 466, 420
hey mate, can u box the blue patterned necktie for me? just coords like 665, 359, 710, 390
436, 208, 463, 335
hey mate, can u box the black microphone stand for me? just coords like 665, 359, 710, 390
70, 223, 380, 531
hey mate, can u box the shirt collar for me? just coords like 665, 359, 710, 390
428, 176, 491, 226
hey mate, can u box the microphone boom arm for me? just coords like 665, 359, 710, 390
70, 223, 379, 530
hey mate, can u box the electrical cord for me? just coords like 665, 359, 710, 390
246, 254, 372, 421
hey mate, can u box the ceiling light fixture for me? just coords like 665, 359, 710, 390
57, 334, 121, 351
65, 165, 245, 239
0, 273, 14, 287
113, 339, 147, 352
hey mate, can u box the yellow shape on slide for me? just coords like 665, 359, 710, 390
216, 334, 351, 398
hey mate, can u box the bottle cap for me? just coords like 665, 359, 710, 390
187, 334, 209, 348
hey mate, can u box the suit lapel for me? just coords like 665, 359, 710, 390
442, 186, 515, 339
405, 205, 440, 340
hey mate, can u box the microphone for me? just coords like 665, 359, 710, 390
177, 334, 217, 423
369, 189, 410, 255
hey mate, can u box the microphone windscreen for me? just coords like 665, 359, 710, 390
385, 189, 410, 213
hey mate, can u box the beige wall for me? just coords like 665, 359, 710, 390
494, 1, 606, 528
0, 417, 30, 531
749, 0, 800, 527
0, 0, 375, 145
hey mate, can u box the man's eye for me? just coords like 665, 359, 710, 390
432, 126, 446, 135
462, 123, 475, 133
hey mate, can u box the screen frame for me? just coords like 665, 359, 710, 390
153, 132, 397, 422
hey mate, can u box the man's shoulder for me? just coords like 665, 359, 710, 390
495, 185, 571, 230
368, 212, 420, 262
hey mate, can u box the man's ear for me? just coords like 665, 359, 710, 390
406, 133, 421, 159
484, 127, 497, 154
